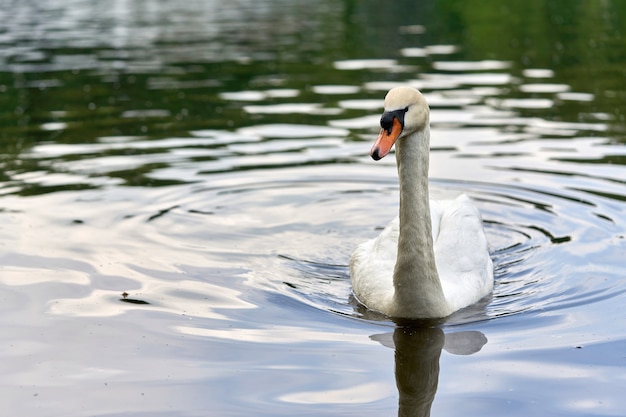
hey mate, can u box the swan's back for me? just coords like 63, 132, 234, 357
350, 216, 399, 312
350, 194, 493, 316
433, 194, 493, 313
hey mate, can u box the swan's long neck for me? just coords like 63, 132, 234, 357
392, 126, 448, 318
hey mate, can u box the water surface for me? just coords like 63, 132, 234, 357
1, 1, 626, 416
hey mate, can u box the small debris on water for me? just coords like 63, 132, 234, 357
120, 292, 150, 305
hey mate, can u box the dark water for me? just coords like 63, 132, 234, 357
1, 1, 626, 416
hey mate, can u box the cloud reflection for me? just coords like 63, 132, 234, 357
177, 325, 373, 345
280, 382, 392, 405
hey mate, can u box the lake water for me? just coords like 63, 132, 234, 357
1, 1, 626, 416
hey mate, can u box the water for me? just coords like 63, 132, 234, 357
1, 1, 626, 415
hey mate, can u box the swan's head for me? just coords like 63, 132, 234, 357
371, 87, 430, 160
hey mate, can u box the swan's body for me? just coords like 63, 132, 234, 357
350, 87, 493, 319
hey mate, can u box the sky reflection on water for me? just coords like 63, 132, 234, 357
1, 0, 626, 416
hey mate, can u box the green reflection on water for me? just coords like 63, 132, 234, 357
0, 0, 625, 195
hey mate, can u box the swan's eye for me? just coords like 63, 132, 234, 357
380, 112, 395, 134
380, 107, 409, 134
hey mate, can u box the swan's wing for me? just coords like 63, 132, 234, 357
350, 196, 490, 315
429, 199, 443, 241
350, 217, 399, 312
434, 194, 494, 311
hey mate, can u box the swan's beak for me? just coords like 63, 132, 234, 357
371, 117, 403, 160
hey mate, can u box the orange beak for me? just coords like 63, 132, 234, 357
370, 117, 403, 160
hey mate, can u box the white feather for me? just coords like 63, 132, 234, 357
350, 87, 493, 319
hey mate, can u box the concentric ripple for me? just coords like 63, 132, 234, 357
213, 175, 626, 325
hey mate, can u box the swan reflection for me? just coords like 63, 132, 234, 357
372, 327, 487, 417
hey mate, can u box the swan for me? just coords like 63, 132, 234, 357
350, 87, 493, 319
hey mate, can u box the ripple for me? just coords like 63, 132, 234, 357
557, 92, 595, 102
425, 44, 460, 55
338, 99, 383, 110
279, 381, 392, 404
333, 59, 398, 70
523, 68, 555, 78
40, 122, 68, 131
20, 169, 576, 332
220, 89, 300, 101
433, 60, 512, 71
244, 103, 342, 115
519, 83, 570, 93
2, 1, 626, 415
311, 85, 360, 95
165, 176, 626, 325
489, 98, 555, 109
49, 277, 256, 319
220, 90, 267, 101
364, 81, 413, 92
121, 109, 172, 118
328, 114, 379, 130
422, 72, 515, 86
237, 123, 349, 138
399, 47, 428, 58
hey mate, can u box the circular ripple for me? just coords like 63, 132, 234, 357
136, 172, 626, 325
245, 178, 626, 324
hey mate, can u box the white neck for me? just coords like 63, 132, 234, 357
391, 126, 448, 318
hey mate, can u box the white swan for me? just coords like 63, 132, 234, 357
350, 87, 493, 319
